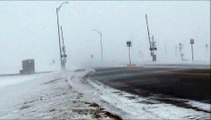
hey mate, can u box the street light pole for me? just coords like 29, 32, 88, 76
56, 2, 68, 70
93, 29, 103, 60
56, 8, 62, 69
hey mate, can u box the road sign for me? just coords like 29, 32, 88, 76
127, 41, 132, 47
190, 39, 194, 44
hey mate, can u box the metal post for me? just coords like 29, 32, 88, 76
191, 44, 194, 61
190, 39, 194, 61
126, 41, 132, 65
128, 46, 131, 65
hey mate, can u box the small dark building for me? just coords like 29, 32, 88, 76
20, 59, 35, 74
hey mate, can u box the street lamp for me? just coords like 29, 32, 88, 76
93, 29, 103, 60
56, 2, 68, 70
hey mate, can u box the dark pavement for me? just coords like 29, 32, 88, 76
90, 65, 210, 104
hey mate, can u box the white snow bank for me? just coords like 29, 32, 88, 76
87, 79, 210, 119
66, 69, 210, 119
187, 101, 211, 112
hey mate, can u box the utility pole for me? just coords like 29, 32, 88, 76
126, 41, 132, 65
93, 29, 103, 60
190, 39, 194, 61
61, 26, 67, 69
56, 2, 68, 70
145, 14, 157, 62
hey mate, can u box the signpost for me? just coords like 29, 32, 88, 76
190, 39, 194, 61
126, 41, 132, 65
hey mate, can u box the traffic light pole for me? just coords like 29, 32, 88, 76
145, 14, 157, 62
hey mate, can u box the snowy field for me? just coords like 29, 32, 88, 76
0, 70, 210, 119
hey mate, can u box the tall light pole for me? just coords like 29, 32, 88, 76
93, 29, 103, 60
56, 2, 68, 70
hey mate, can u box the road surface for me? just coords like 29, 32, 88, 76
90, 64, 210, 105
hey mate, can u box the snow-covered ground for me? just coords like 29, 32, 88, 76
0, 70, 210, 119
0, 71, 122, 119
0, 73, 48, 88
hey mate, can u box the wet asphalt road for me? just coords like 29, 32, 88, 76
90, 65, 210, 103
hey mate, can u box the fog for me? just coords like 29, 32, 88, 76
0, 1, 210, 74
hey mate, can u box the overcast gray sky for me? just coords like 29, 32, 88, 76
0, 1, 210, 73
